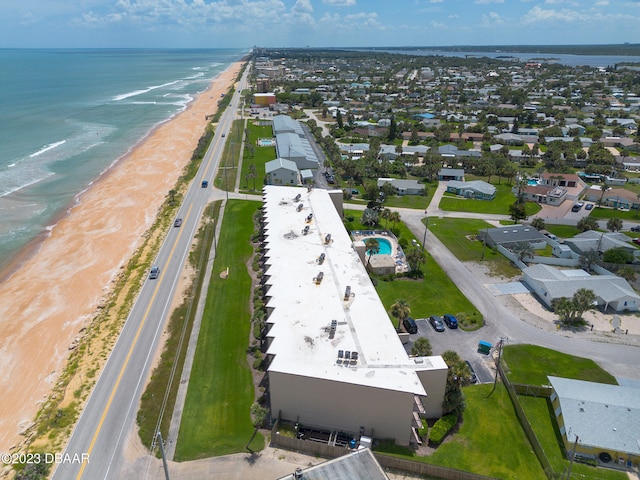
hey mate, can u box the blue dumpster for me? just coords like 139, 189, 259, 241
477, 341, 492, 355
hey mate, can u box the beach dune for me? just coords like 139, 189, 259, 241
0, 63, 242, 453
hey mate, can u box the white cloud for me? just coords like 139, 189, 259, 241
482, 11, 504, 24
322, 0, 356, 6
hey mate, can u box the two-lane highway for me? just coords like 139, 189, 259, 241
52, 65, 249, 480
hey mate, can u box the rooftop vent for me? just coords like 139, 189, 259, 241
306, 213, 313, 223
338, 349, 344, 359
344, 351, 351, 360
318, 253, 325, 265
302, 225, 310, 235
297, 203, 304, 212
294, 194, 301, 202
314, 271, 324, 285
294, 467, 303, 479
324, 233, 332, 244
351, 351, 358, 362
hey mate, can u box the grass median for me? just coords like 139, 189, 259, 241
175, 200, 264, 460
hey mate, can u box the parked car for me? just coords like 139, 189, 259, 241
443, 314, 458, 329
585, 203, 594, 211
174, 218, 183, 227
571, 202, 583, 212
633, 238, 640, 245
428, 315, 445, 332
402, 317, 418, 334
149, 266, 160, 279
465, 360, 478, 384
631, 225, 640, 232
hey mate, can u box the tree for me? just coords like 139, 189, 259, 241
577, 216, 599, 232
411, 337, 432, 356
441, 350, 467, 416
607, 217, 623, 232
390, 299, 411, 331
389, 210, 401, 229
509, 200, 527, 223
364, 238, 380, 268
580, 249, 601, 272
616, 265, 637, 282
552, 288, 597, 325
602, 247, 632, 264
245, 403, 268, 451
598, 186, 611, 206
361, 208, 379, 227
336, 109, 343, 129
380, 208, 392, 229
530, 217, 545, 231
406, 247, 426, 272
511, 241, 535, 263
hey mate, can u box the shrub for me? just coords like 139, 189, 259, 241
428, 413, 458, 446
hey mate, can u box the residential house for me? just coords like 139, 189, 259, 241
438, 168, 464, 181
446, 180, 496, 200
563, 231, 638, 256
548, 376, 640, 469
478, 224, 547, 249
377, 178, 425, 196
522, 264, 640, 312
584, 187, 640, 210
265, 158, 300, 185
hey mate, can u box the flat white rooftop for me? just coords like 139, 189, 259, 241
262, 186, 446, 395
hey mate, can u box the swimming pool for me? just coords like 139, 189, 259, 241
527, 179, 539, 185
365, 237, 392, 255
257, 138, 275, 147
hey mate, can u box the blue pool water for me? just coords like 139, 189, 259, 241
527, 179, 539, 185
366, 237, 392, 255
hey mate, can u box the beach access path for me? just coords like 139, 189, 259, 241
0, 61, 243, 455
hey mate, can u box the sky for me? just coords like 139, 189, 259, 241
0, 0, 638, 49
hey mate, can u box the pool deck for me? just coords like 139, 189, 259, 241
351, 230, 409, 273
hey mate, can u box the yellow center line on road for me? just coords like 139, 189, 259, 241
75, 203, 194, 479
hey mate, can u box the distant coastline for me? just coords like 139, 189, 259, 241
359, 43, 640, 57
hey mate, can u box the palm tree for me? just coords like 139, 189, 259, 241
511, 241, 534, 263
380, 208, 392, 229
530, 217, 545, 231
599, 186, 611, 206
411, 337, 432, 356
364, 238, 380, 268
390, 299, 411, 331
389, 210, 401, 229
607, 217, 623, 232
616, 265, 637, 283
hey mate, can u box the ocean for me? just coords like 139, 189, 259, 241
0, 48, 244, 274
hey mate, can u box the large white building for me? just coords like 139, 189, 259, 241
261, 185, 447, 446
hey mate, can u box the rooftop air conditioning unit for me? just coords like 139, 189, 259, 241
302, 225, 310, 235
306, 213, 313, 222
318, 253, 325, 265
294, 194, 301, 202
314, 271, 324, 284
344, 285, 351, 300
324, 233, 331, 244
297, 203, 304, 212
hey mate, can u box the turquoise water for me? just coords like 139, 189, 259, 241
0, 48, 244, 273
527, 179, 539, 185
366, 237, 392, 255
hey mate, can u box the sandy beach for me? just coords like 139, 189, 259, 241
0, 62, 242, 453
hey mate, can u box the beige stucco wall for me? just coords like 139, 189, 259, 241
416, 365, 448, 418
269, 371, 417, 445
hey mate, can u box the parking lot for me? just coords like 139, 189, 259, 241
404, 318, 496, 384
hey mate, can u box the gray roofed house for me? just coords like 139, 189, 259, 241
563, 231, 637, 256
265, 158, 300, 186
437, 168, 464, 181
276, 132, 319, 170
446, 180, 496, 200
548, 376, 640, 467
522, 264, 640, 312
478, 224, 547, 249
494, 132, 525, 145
276, 448, 390, 480
272, 114, 301, 134
377, 178, 425, 196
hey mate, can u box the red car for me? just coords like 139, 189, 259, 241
633, 238, 640, 245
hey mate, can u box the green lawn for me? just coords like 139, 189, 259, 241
426, 217, 522, 278
239, 119, 277, 192
587, 206, 640, 222
502, 344, 617, 386
376, 383, 546, 480
541, 224, 581, 239
175, 200, 264, 460
343, 209, 482, 326
439, 178, 541, 217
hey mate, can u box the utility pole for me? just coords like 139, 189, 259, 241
487, 337, 507, 398
156, 430, 171, 480
422, 210, 428, 254
566, 433, 579, 480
